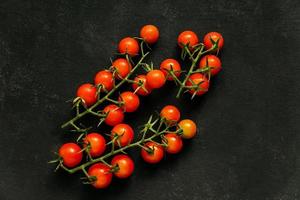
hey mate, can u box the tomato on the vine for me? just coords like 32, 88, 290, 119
111, 124, 134, 147
88, 163, 112, 189
94, 70, 114, 92
199, 55, 222, 76
178, 119, 197, 139
59, 143, 83, 168
164, 133, 183, 154
185, 73, 210, 96
83, 133, 106, 158
141, 142, 164, 164
146, 69, 166, 89
118, 37, 139, 56
119, 91, 140, 112
103, 104, 124, 126
140, 24, 159, 44
111, 154, 135, 179
112, 58, 132, 79
160, 105, 181, 124
160, 58, 181, 81
177, 30, 199, 49
76, 83, 98, 107
132, 75, 152, 96
203, 32, 224, 50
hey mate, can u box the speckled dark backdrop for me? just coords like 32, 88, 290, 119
0, 0, 299, 200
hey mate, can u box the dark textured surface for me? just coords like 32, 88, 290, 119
0, 0, 299, 199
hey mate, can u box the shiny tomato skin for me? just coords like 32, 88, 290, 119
59, 143, 83, 168
160, 105, 181, 123
112, 58, 132, 79
160, 58, 181, 81
177, 30, 199, 48
118, 37, 139, 56
83, 133, 106, 158
146, 69, 166, 89
164, 133, 183, 154
94, 70, 114, 92
76, 83, 98, 107
141, 142, 164, 164
140, 24, 159, 44
178, 119, 197, 139
203, 32, 224, 50
111, 124, 134, 147
103, 104, 124, 126
199, 55, 222, 76
88, 163, 112, 189
185, 73, 210, 96
119, 91, 140, 112
132, 75, 152, 96
111, 154, 135, 179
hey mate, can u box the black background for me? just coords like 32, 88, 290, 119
0, 0, 299, 200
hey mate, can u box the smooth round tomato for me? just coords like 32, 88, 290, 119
146, 69, 166, 89
112, 58, 132, 79
140, 24, 159, 44
76, 83, 98, 107
88, 163, 112, 189
103, 104, 124, 126
119, 91, 140, 112
141, 142, 164, 164
164, 133, 183, 154
83, 133, 106, 158
111, 154, 135, 179
111, 124, 134, 147
94, 70, 114, 92
118, 37, 139, 56
185, 73, 210, 96
199, 55, 222, 76
132, 75, 152, 96
203, 32, 224, 50
177, 30, 199, 49
160, 58, 181, 81
160, 105, 181, 123
58, 143, 83, 168
178, 119, 197, 139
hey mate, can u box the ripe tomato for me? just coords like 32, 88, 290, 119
103, 104, 124, 126
160, 58, 181, 81
160, 105, 181, 123
185, 73, 210, 96
140, 24, 159, 44
132, 75, 152, 96
178, 119, 197, 139
146, 69, 166, 89
119, 91, 140, 112
111, 124, 134, 147
111, 154, 135, 179
112, 58, 132, 79
94, 70, 114, 92
141, 142, 164, 164
203, 32, 224, 50
177, 30, 199, 49
164, 133, 183, 154
199, 55, 222, 76
76, 83, 98, 107
88, 163, 112, 189
83, 133, 106, 158
58, 143, 83, 168
118, 37, 139, 56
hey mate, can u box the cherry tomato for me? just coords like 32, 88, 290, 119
203, 32, 224, 50
58, 143, 83, 168
164, 133, 183, 154
111, 154, 135, 179
160, 58, 181, 81
178, 119, 197, 139
76, 83, 98, 107
140, 24, 159, 44
88, 163, 112, 189
94, 70, 114, 92
118, 37, 139, 56
199, 55, 222, 76
103, 104, 124, 126
119, 91, 140, 112
112, 58, 132, 79
160, 105, 181, 123
146, 69, 166, 89
111, 124, 134, 147
185, 73, 210, 96
177, 30, 199, 49
132, 75, 152, 96
141, 142, 164, 164
83, 133, 106, 158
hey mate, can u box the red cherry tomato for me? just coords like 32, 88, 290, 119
177, 30, 199, 49
111, 154, 135, 179
76, 83, 98, 107
94, 70, 114, 92
141, 142, 164, 164
111, 124, 134, 147
118, 37, 139, 56
199, 55, 222, 76
140, 24, 159, 44
83, 133, 106, 158
112, 58, 132, 79
203, 32, 224, 50
178, 119, 197, 139
58, 143, 83, 168
185, 73, 210, 96
160, 105, 181, 123
103, 104, 124, 126
146, 70, 166, 89
164, 133, 183, 154
88, 163, 112, 189
132, 75, 152, 96
160, 58, 181, 81
119, 91, 140, 112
